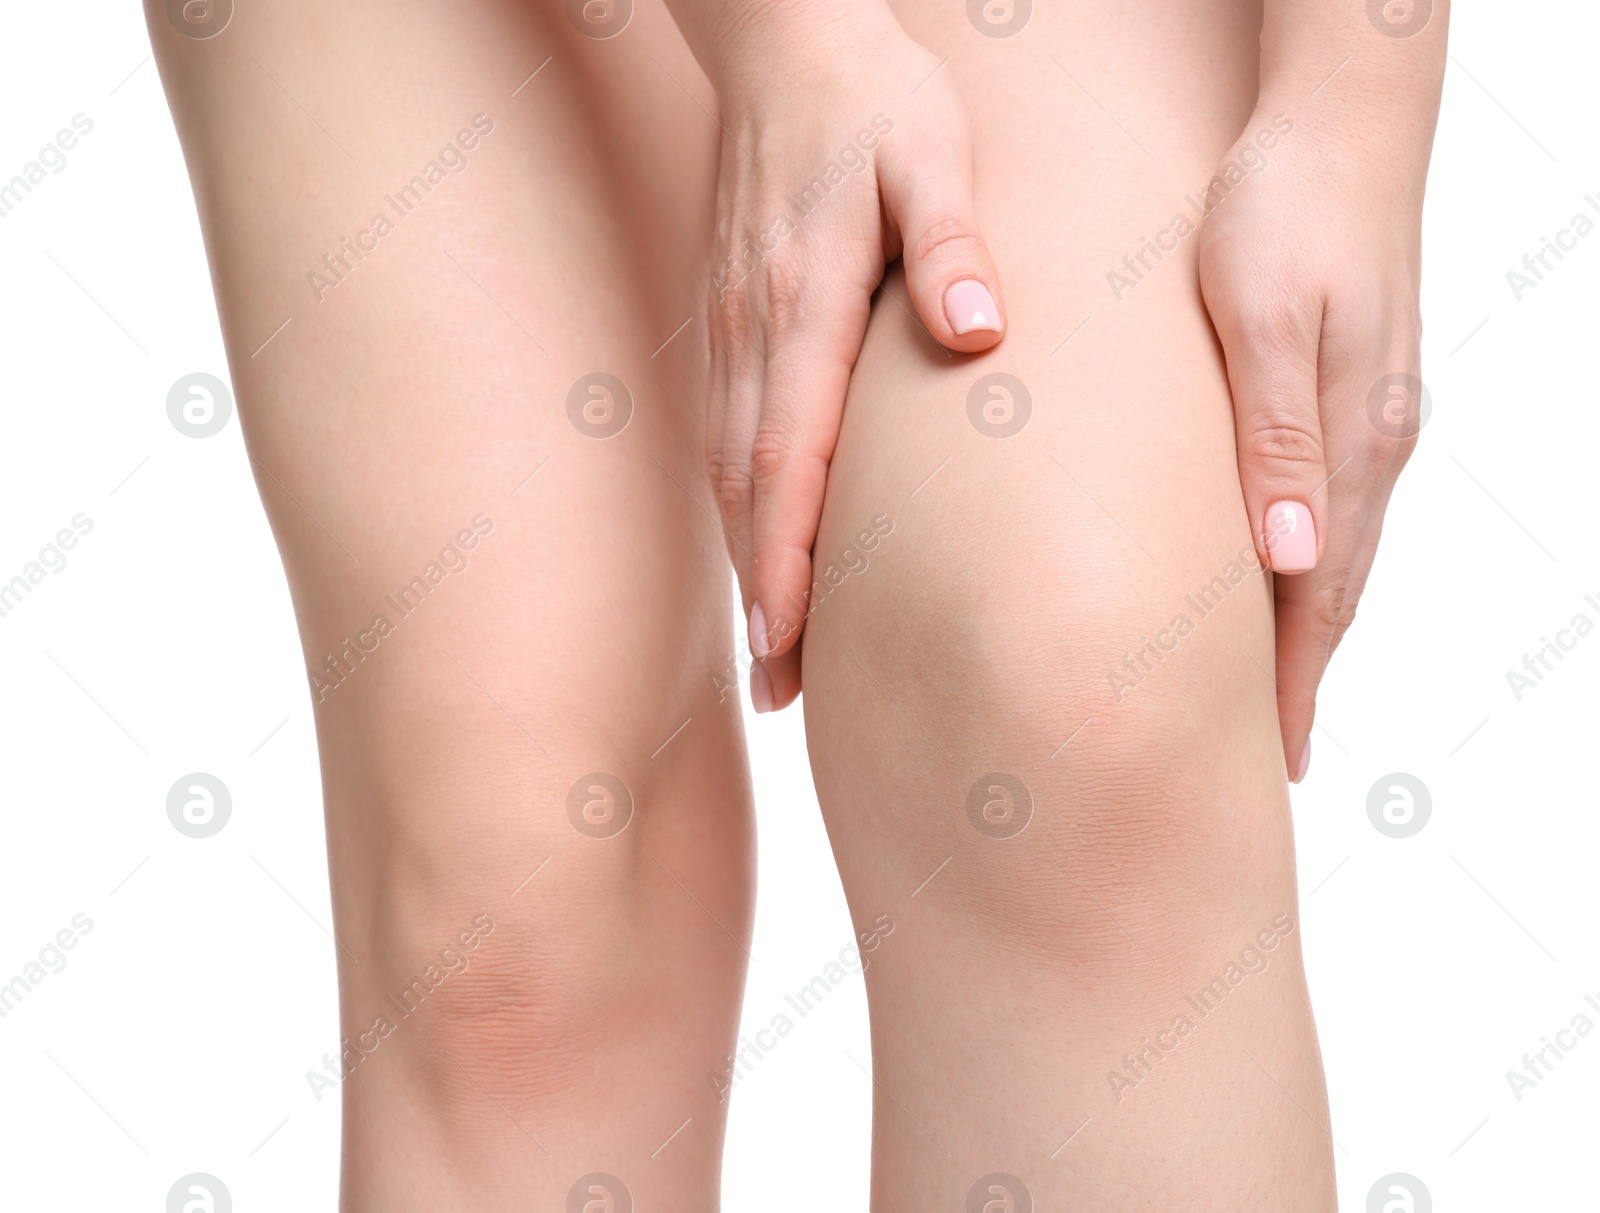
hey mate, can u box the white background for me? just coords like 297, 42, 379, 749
1, 2, 1595, 1209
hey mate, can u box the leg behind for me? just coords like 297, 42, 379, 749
147, 1, 751, 1206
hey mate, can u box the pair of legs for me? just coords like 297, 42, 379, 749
149, 0, 1334, 1206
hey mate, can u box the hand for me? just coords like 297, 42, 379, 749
691, 5, 1005, 711
1198, 107, 1427, 782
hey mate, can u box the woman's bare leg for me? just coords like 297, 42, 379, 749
147, 2, 747, 1207
803, 0, 1336, 1207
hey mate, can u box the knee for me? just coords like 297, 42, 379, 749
336, 761, 750, 1116
804, 513, 1295, 967
354, 884, 678, 1121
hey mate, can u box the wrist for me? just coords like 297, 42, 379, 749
1254, 9, 1446, 178
672, 0, 905, 101
1244, 89, 1434, 210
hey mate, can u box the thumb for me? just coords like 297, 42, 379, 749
878, 123, 1005, 354
1214, 299, 1329, 574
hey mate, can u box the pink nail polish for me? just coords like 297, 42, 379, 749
1293, 738, 1311, 784
749, 601, 770, 659
1264, 500, 1317, 573
749, 660, 774, 713
943, 279, 1001, 336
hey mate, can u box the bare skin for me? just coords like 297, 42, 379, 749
803, 3, 1333, 1205
148, 2, 746, 1206
146, 0, 1443, 1206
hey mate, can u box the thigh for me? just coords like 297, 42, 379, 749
147, 0, 738, 929
148, 1, 752, 1204
805, 0, 1333, 1207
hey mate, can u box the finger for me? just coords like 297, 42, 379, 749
748, 282, 871, 670
1274, 419, 1411, 779
1272, 499, 1378, 782
711, 263, 767, 621
715, 297, 809, 716
1208, 289, 1330, 576
877, 118, 1005, 355
749, 635, 802, 714
706, 293, 802, 714
704, 271, 733, 556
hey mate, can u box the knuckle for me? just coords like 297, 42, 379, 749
1304, 580, 1350, 632
749, 425, 797, 486
720, 278, 757, 348
1328, 616, 1355, 659
1387, 427, 1421, 472
912, 212, 983, 264
705, 443, 727, 498
717, 461, 755, 520
1351, 411, 1420, 488
763, 257, 810, 337
1245, 417, 1324, 473
1360, 431, 1403, 479
1229, 296, 1313, 349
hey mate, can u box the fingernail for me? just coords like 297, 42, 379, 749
749, 601, 771, 659
1264, 500, 1318, 573
1293, 738, 1311, 784
749, 660, 774, 713
943, 279, 1001, 336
